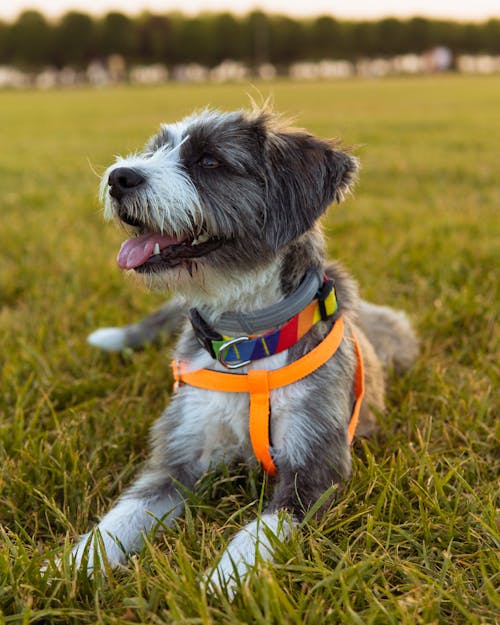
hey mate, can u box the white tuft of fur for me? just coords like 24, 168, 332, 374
87, 327, 128, 351
100, 137, 203, 238
205, 512, 294, 599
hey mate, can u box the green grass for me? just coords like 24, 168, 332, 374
0, 75, 498, 624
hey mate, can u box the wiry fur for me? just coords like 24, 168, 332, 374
77, 107, 418, 597
101, 141, 202, 239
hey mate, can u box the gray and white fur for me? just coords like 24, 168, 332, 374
77, 107, 418, 595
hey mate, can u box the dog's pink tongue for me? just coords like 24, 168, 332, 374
117, 232, 181, 269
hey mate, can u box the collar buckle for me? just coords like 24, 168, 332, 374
217, 336, 251, 369
188, 308, 222, 359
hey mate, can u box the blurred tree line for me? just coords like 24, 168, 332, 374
0, 9, 499, 69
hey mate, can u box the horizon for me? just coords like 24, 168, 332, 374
1, 0, 499, 22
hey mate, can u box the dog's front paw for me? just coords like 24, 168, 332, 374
204, 533, 257, 598
70, 530, 126, 575
204, 513, 293, 599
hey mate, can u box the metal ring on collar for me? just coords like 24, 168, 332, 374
217, 336, 251, 369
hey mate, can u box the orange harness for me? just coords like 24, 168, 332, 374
172, 315, 364, 475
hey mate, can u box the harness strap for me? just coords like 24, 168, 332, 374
348, 331, 365, 444
172, 316, 365, 475
247, 370, 273, 474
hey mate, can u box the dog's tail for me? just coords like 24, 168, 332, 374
357, 300, 419, 374
87, 297, 187, 352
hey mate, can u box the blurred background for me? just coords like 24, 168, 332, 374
0, 1, 499, 87
1, 3, 498, 622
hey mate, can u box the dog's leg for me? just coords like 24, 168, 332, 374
87, 296, 186, 352
207, 367, 353, 597
205, 454, 347, 597
71, 465, 194, 572
71, 396, 211, 573
71, 384, 240, 574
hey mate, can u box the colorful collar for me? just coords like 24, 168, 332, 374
188, 275, 338, 369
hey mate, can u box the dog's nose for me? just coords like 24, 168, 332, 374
108, 167, 145, 199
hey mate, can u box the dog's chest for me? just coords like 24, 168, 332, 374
170, 350, 300, 467
185, 386, 251, 463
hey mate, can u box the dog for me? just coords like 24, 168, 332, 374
75, 107, 418, 594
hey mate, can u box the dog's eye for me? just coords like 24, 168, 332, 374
199, 155, 221, 169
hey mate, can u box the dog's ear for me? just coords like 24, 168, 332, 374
263, 130, 358, 251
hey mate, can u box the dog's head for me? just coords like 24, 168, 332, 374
101, 108, 357, 291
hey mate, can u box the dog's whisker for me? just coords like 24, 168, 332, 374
169, 134, 191, 155
87, 157, 105, 179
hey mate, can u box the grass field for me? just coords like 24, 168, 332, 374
0, 75, 498, 624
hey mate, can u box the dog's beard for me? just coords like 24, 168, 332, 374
101, 193, 227, 295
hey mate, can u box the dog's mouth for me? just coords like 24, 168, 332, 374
117, 229, 223, 273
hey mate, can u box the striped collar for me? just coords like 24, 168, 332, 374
188, 274, 338, 369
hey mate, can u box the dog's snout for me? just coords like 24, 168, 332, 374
108, 167, 145, 199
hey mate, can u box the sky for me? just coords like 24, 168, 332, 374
1, 0, 499, 21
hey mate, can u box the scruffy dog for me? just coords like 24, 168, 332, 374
76, 108, 418, 593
